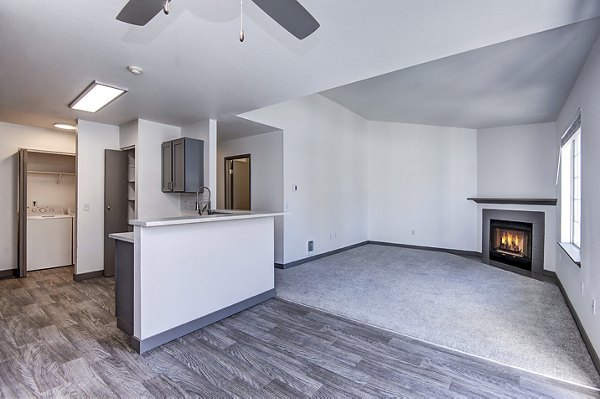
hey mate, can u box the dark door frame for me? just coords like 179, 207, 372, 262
17, 149, 28, 278
224, 154, 251, 210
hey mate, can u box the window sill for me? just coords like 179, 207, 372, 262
558, 242, 581, 267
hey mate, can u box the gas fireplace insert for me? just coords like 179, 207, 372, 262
489, 219, 533, 270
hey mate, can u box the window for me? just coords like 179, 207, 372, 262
560, 112, 582, 250
571, 132, 581, 248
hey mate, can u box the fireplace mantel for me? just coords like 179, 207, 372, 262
468, 198, 557, 206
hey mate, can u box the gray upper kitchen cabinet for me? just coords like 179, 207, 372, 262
161, 141, 173, 192
161, 137, 204, 193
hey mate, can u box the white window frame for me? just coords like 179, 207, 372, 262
571, 131, 581, 248
560, 117, 581, 250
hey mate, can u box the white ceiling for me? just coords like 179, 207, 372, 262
321, 18, 600, 129
217, 116, 278, 142
1, 1, 600, 130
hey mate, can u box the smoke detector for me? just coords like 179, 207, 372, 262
127, 65, 143, 75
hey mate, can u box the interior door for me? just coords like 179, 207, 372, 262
233, 160, 251, 210
104, 150, 129, 277
224, 155, 251, 211
17, 149, 28, 278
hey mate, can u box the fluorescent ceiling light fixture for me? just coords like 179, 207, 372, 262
69, 81, 127, 113
53, 123, 77, 131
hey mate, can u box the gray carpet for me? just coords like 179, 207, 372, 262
275, 244, 600, 387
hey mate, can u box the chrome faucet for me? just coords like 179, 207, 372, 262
196, 186, 212, 215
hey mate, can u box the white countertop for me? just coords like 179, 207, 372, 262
129, 211, 284, 228
109, 232, 134, 243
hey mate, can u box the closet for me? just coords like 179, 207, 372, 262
17, 149, 76, 277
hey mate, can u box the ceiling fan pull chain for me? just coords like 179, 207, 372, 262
240, 0, 245, 42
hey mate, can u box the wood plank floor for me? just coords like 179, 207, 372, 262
0, 266, 598, 398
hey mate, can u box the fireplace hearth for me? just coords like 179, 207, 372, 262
489, 219, 532, 270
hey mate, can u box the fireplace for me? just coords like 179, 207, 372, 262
489, 219, 532, 270
482, 210, 544, 274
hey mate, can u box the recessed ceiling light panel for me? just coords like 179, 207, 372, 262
53, 123, 77, 131
69, 81, 127, 113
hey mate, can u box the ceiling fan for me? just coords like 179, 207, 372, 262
116, 0, 320, 40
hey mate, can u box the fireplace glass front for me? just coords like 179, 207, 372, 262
489, 219, 533, 270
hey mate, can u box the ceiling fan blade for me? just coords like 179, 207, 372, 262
251, 0, 319, 40
116, 0, 166, 26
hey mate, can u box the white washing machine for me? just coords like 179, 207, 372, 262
27, 206, 73, 271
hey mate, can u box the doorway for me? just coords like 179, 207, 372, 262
224, 154, 251, 211
17, 149, 77, 278
104, 148, 135, 277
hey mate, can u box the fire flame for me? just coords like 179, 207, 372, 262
500, 230, 523, 254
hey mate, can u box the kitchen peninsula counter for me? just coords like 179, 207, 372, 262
110, 211, 282, 354
130, 211, 283, 227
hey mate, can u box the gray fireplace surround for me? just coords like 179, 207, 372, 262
482, 209, 545, 274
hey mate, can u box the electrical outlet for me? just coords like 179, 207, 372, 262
307, 240, 314, 253
83, 203, 90, 211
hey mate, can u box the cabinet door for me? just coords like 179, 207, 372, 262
172, 138, 185, 192
161, 141, 173, 192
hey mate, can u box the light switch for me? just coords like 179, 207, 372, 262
292, 184, 298, 192
83, 203, 90, 211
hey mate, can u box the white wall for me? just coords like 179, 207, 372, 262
217, 131, 284, 263
28, 174, 76, 210
241, 94, 369, 264
477, 123, 558, 198
136, 119, 181, 219
0, 122, 76, 271
367, 121, 479, 251
76, 120, 120, 275
554, 35, 600, 356
119, 120, 138, 149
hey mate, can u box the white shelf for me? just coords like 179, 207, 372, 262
28, 170, 75, 184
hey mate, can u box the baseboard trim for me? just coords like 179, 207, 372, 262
275, 241, 369, 269
73, 270, 104, 281
132, 288, 276, 354
368, 241, 482, 259
556, 276, 600, 377
0, 269, 17, 279
542, 270, 557, 278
